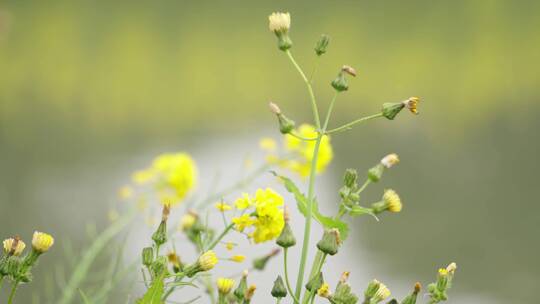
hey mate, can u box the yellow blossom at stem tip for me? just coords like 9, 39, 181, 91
217, 278, 235, 294
215, 201, 232, 211
3, 237, 26, 256
32, 231, 54, 253
229, 255, 246, 263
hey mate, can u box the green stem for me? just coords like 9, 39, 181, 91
290, 132, 317, 141
303, 253, 327, 304
207, 223, 234, 251
322, 92, 338, 131
0, 275, 4, 288
285, 50, 321, 129
309, 56, 320, 84
294, 134, 323, 299
326, 113, 383, 134
283, 249, 300, 304
357, 179, 371, 194
7, 282, 19, 304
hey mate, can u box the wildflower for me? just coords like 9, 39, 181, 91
271, 275, 288, 298
217, 277, 235, 295
245, 284, 257, 301
253, 248, 280, 270
134, 153, 197, 206
215, 201, 232, 211
365, 280, 391, 303
318, 282, 332, 298
234, 193, 251, 210
373, 281, 391, 303
259, 137, 277, 151
152, 204, 170, 246
314, 34, 330, 56
229, 255, 246, 263
252, 188, 285, 243
167, 252, 182, 272
284, 124, 333, 177
269, 101, 296, 134
382, 97, 420, 120
184, 250, 218, 277
232, 214, 256, 232
234, 270, 249, 300
317, 228, 341, 256
333, 271, 359, 304
276, 219, 296, 248
306, 272, 324, 293
31, 231, 54, 253
404, 96, 420, 114
180, 212, 197, 230
371, 189, 402, 214
446, 262, 457, 274
268, 12, 292, 51
402, 282, 421, 304
332, 65, 356, 92
381, 153, 399, 168
117, 185, 133, 200
3, 237, 26, 256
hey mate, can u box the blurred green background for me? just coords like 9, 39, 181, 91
1, 1, 539, 303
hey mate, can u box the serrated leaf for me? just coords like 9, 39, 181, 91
273, 172, 349, 239
137, 272, 165, 304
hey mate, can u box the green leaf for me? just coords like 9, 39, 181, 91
273, 172, 349, 239
137, 272, 166, 304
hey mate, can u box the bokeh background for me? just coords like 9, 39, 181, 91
1, 1, 539, 303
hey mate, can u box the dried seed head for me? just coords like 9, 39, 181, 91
342, 65, 357, 77
269, 102, 282, 115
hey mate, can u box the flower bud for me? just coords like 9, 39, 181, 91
150, 256, 168, 277
278, 113, 295, 134
343, 169, 358, 188
333, 272, 358, 304
3, 236, 26, 256
341, 65, 357, 77
364, 280, 380, 299
245, 284, 257, 302
234, 270, 249, 300
271, 275, 288, 298
184, 250, 218, 277
152, 205, 170, 246
5, 255, 21, 277
404, 97, 420, 114
217, 277, 235, 295
331, 71, 349, 92
368, 164, 384, 182
381, 102, 405, 120
253, 248, 280, 270
305, 272, 324, 293
167, 251, 183, 273
401, 282, 421, 304
317, 282, 331, 298
141, 247, 153, 267
371, 280, 391, 303
314, 34, 330, 56
276, 222, 296, 248
381, 153, 399, 169
31, 231, 54, 253
268, 12, 292, 51
371, 189, 402, 214
317, 228, 341, 256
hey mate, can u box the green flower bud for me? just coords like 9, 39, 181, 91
234, 270, 249, 301
269, 12, 292, 51
152, 205, 170, 246
271, 275, 288, 298
364, 280, 380, 300
253, 249, 279, 270
6, 255, 21, 277
333, 273, 359, 304
344, 169, 358, 188
401, 282, 421, 304
278, 114, 295, 134
277, 32, 293, 51
314, 34, 330, 56
150, 256, 168, 277
381, 102, 405, 120
305, 272, 324, 293
141, 247, 153, 267
317, 229, 341, 256
276, 223, 296, 248
331, 71, 348, 92
368, 164, 384, 182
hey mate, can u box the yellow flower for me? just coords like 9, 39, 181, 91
246, 284, 257, 301
118, 185, 133, 200
383, 189, 402, 212
215, 201, 232, 212
438, 268, 448, 277
403, 96, 420, 114
32, 231, 54, 253
317, 282, 331, 298
284, 124, 333, 177
259, 137, 277, 151
232, 214, 256, 232
373, 280, 391, 301
268, 12, 291, 33
225, 242, 236, 251
380, 153, 399, 169
3, 237, 26, 256
446, 262, 457, 274
217, 278, 235, 294
234, 193, 251, 210
180, 213, 197, 230
230, 255, 246, 263
199, 250, 218, 271
252, 188, 285, 243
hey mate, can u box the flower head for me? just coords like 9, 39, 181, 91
268, 12, 290, 33
180, 213, 197, 230
403, 97, 420, 114
317, 282, 332, 298
373, 280, 391, 302
230, 255, 246, 263
234, 193, 252, 210
217, 277, 235, 295
32, 231, 54, 253
383, 189, 402, 212
381, 153, 399, 168
215, 201, 232, 212
283, 124, 333, 177
199, 250, 218, 271
3, 237, 25, 256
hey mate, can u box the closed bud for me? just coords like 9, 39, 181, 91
152, 205, 170, 246
368, 163, 384, 182
269, 12, 292, 51
317, 282, 332, 298
331, 71, 348, 92
167, 252, 183, 273
278, 113, 295, 134
253, 248, 280, 270
234, 270, 249, 300
150, 256, 168, 277
317, 228, 341, 256
364, 280, 380, 299
6, 255, 21, 277
314, 34, 330, 56
141, 247, 153, 266
269, 102, 282, 115
344, 169, 358, 188
333, 272, 358, 304
342, 65, 357, 77
276, 222, 296, 248
271, 275, 288, 298
305, 272, 324, 293
381, 102, 405, 120
401, 282, 421, 304
217, 277, 235, 295
245, 284, 257, 302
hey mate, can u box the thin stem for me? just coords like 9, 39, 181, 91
7, 282, 18, 304
207, 224, 234, 251
309, 57, 321, 84
303, 253, 327, 304
289, 132, 317, 141
294, 134, 323, 299
322, 92, 338, 131
285, 50, 321, 129
326, 113, 384, 134
358, 179, 371, 194
0, 275, 4, 288
283, 249, 300, 304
